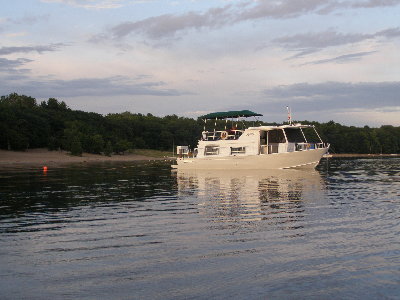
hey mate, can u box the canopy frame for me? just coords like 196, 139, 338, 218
200, 110, 263, 120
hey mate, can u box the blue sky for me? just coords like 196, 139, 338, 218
1, 0, 400, 126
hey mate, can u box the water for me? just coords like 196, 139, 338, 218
0, 158, 399, 299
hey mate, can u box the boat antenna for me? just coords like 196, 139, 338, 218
286, 106, 292, 125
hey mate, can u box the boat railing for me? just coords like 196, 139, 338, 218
260, 144, 279, 154
260, 142, 329, 154
296, 142, 328, 151
177, 145, 197, 159
201, 130, 244, 141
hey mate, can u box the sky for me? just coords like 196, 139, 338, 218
1, 0, 399, 126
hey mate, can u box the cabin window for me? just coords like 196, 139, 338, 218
204, 146, 219, 156
231, 147, 246, 155
302, 127, 321, 143
260, 131, 267, 145
268, 129, 286, 143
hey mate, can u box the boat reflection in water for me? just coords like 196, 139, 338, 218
175, 169, 325, 230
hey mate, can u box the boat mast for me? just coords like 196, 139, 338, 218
286, 106, 292, 125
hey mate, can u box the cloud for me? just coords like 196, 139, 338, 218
1, 75, 187, 98
235, 0, 333, 20
375, 27, 400, 38
303, 51, 377, 65
240, 0, 400, 17
41, 0, 127, 9
108, 5, 234, 39
239, 0, 400, 18
0, 58, 33, 73
260, 81, 400, 114
351, 0, 400, 8
273, 28, 400, 58
0, 43, 66, 55
106, 1, 325, 40
11, 14, 51, 25
94, 0, 400, 41
108, 0, 330, 39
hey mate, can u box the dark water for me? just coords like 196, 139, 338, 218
0, 158, 399, 299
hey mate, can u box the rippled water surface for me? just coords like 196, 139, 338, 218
1, 158, 399, 299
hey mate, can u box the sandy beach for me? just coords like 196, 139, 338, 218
0, 148, 172, 168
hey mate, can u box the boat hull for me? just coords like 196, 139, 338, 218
172, 147, 329, 170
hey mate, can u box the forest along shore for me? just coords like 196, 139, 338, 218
2, 94, 400, 156
0, 149, 175, 168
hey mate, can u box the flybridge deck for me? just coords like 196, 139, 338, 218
173, 110, 330, 170
200, 110, 263, 141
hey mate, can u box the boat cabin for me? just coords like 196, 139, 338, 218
185, 110, 327, 159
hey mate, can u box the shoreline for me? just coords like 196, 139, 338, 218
0, 148, 174, 168
328, 153, 400, 158
1, 149, 398, 169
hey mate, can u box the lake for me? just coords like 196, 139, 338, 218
0, 158, 399, 299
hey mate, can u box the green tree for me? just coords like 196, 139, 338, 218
70, 136, 83, 156
104, 141, 113, 156
63, 121, 83, 151
8, 129, 29, 151
91, 134, 104, 154
82, 134, 104, 154
47, 136, 60, 151
114, 139, 132, 154
132, 137, 147, 149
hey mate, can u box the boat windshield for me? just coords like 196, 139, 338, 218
284, 128, 306, 143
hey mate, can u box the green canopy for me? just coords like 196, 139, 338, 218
200, 110, 263, 120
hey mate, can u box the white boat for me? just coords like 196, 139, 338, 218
172, 110, 330, 170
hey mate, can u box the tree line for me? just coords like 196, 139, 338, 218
0, 93, 399, 155
0, 93, 200, 155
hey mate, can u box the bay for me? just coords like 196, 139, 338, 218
0, 158, 399, 299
